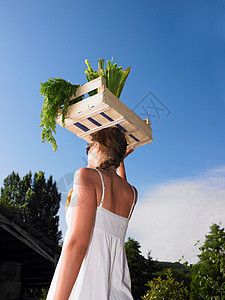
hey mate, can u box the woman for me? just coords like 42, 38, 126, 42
46, 126, 138, 300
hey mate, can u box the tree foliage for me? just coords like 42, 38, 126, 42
153, 265, 191, 291
0, 170, 62, 245
190, 223, 225, 299
125, 237, 155, 299
141, 268, 190, 300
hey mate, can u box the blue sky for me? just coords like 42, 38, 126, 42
1, 0, 225, 263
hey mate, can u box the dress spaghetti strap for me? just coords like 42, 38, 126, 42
128, 185, 136, 220
92, 168, 105, 207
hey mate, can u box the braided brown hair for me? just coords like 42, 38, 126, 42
65, 126, 128, 211
91, 126, 128, 170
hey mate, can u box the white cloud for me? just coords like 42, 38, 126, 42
127, 164, 225, 264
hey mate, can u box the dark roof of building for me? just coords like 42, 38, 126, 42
0, 204, 61, 287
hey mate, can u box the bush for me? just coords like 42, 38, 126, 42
141, 268, 190, 300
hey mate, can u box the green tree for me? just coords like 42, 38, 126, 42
125, 237, 155, 300
190, 223, 225, 299
141, 268, 190, 300
0, 170, 30, 219
0, 170, 62, 245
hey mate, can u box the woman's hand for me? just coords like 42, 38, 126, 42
117, 146, 135, 180
124, 146, 135, 159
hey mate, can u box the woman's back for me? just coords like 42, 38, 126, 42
90, 167, 138, 220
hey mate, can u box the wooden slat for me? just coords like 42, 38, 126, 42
56, 92, 109, 126
64, 124, 86, 137
77, 117, 127, 139
70, 76, 106, 100
116, 120, 137, 133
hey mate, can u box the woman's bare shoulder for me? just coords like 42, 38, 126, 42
75, 167, 96, 175
73, 167, 97, 187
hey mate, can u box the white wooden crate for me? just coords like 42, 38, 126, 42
56, 76, 153, 148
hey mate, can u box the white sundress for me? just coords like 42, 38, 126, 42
46, 167, 136, 300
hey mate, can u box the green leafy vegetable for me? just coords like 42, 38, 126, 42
84, 57, 131, 98
39, 77, 83, 151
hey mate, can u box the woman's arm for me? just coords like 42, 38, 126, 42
117, 147, 135, 181
53, 242, 88, 300
53, 168, 97, 300
117, 160, 127, 181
